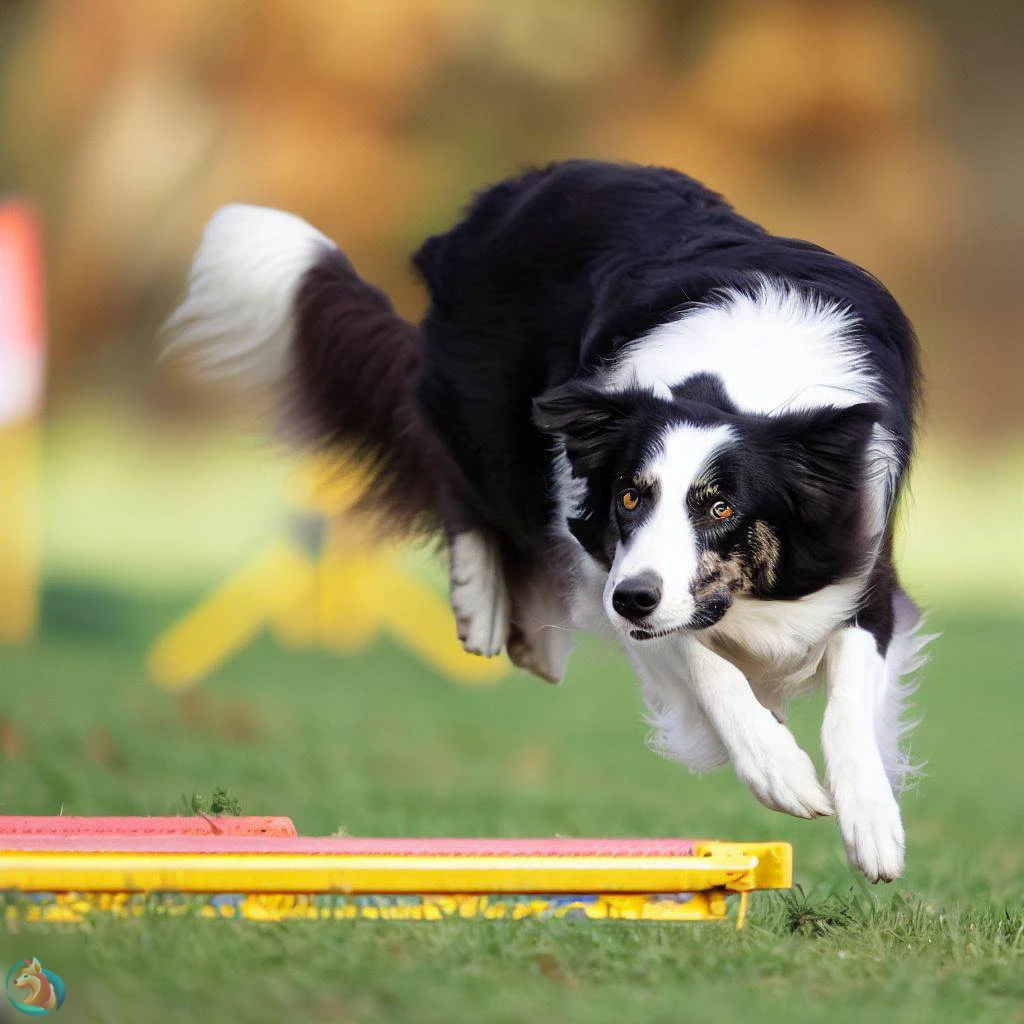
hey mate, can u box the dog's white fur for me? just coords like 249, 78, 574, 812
449, 531, 511, 658
162, 204, 332, 392
604, 278, 883, 415
821, 626, 904, 879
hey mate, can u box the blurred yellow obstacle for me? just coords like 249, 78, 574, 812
0, 200, 46, 645
148, 458, 509, 690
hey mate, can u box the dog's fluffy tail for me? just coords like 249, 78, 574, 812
162, 204, 440, 534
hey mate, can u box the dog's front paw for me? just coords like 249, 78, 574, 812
732, 723, 834, 820
832, 776, 905, 882
449, 531, 510, 657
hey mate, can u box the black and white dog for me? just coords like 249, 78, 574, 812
165, 161, 932, 881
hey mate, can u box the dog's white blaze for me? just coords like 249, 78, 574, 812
604, 423, 734, 632
608, 277, 882, 414
162, 204, 333, 392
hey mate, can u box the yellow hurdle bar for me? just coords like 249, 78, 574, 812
0, 839, 790, 927
0, 842, 789, 895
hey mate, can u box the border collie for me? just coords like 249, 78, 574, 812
164, 160, 932, 881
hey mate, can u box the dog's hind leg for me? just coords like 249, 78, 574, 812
505, 567, 574, 684
449, 530, 511, 658
449, 531, 575, 681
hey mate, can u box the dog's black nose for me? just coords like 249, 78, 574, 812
612, 572, 662, 622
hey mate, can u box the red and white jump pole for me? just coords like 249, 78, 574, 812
0, 199, 46, 642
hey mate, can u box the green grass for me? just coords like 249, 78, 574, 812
1, 585, 1021, 1023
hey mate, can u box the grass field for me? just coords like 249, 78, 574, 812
1, 585, 1021, 1023
1, 412, 1021, 1023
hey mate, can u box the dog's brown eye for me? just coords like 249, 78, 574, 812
619, 489, 640, 512
709, 500, 734, 520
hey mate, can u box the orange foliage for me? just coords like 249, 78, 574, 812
2, 0, 1008, 432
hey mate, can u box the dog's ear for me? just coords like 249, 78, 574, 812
533, 382, 638, 477
769, 403, 881, 523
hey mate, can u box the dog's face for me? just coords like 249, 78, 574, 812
534, 381, 880, 640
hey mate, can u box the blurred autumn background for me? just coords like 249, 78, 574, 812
2, 8, 1023, 1018
1, 0, 1022, 621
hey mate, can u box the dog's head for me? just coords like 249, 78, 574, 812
534, 380, 881, 640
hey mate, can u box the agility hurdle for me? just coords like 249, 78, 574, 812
0, 818, 790, 927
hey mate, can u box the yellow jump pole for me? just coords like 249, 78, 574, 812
0, 828, 791, 928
